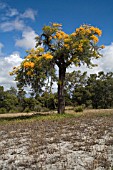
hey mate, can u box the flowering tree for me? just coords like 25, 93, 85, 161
11, 23, 104, 113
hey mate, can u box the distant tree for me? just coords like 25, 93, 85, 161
10, 23, 104, 113
0, 86, 5, 108
6, 87, 17, 96
87, 71, 113, 109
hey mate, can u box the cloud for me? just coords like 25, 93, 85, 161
1, 43, 113, 92
21, 8, 37, 20
0, 42, 4, 55
0, 2, 7, 9
99, 43, 113, 72
0, 2, 37, 32
6, 8, 19, 17
15, 30, 38, 49
0, 18, 31, 32
67, 43, 113, 75
0, 52, 23, 90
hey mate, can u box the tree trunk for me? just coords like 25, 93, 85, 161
58, 67, 66, 114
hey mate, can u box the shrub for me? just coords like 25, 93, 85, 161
34, 105, 42, 112
24, 107, 31, 113
74, 106, 84, 112
0, 108, 7, 114
42, 107, 50, 112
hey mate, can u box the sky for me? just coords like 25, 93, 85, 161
0, 0, 113, 91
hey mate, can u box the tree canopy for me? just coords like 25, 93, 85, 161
10, 23, 104, 113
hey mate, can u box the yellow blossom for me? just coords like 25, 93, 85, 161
23, 62, 29, 68
90, 35, 99, 43
94, 28, 102, 36
52, 23, 62, 27
30, 62, 35, 68
64, 38, 71, 43
42, 53, 53, 60
101, 45, 105, 49
37, 47, 44, 53
64, 44, 70, 49
23, 61, 35, 68
27, 71, 32, 76
55, 31, 69, 40
77, 43, 83, 52
71, 32, 77, 36
75, 27, 86, 35
90, 27, 102, 36
26, 55, 32, 59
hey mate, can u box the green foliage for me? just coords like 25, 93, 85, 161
0, 108, 7, 114
74, 106, 84, 112
34, 105, 42, 112
23, 107, 31, 113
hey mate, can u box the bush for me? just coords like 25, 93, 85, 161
9, 106, 19, 113
24, 107, 31, 113
34, 105, 42, 112
74, 106, 84, 112
42, 107, 50, 112
0, 108, 7, 114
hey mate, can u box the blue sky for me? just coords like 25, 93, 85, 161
0, 0, 113, 55
1, 0, 113, 89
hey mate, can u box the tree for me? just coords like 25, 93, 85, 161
87, 71, 113, 109
10, 23, 104, 113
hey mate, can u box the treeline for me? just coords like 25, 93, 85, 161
1, 71, 113, 113
0, 86, 57, 113
65, 71, 113, 109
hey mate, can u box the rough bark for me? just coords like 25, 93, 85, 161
58, 66, 66, 114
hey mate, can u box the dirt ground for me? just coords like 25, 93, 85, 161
0, 111, 113, 170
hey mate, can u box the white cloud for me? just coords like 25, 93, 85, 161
15, 30, 38, 49
21, 8, 37, 20
0, 53, 23, 90
66, 43, 113, 75
0, 2, 7, 9
1, 42, 113, 91
0, 2, 37, 32
0, 19, 28, 32
0, 42, 4, 55
6, 8, 19, 17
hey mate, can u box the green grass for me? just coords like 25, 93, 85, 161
0, 110, 113, 125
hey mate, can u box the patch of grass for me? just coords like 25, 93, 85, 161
0, 113, 77, 124
0, 109, 113, 125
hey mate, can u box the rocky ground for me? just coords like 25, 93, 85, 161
0, 113, 113, 170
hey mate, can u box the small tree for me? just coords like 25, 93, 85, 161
10, 23, 104, 113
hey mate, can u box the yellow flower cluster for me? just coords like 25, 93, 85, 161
90, 26, 102, 36
75, 26, 86, 35
64, 44, 70, 49
64, 37, 71, 43
78, 44, 83, 52
101, 45, 105, 49
52, 23, 62, 27
54, 31, 69, 40
90, 35, 99, 43
23, 61, 35, 68
71, 32, 77, 36
75, 25, 102, 37
26, 55, 32, 59
36, 47, 44, 53
27, 71, 32, 76
42, 53, 53, 60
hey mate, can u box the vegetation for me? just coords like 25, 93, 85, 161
10, 23, 104, 113
2, 70, 113, 114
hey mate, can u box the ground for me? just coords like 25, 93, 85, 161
0, 110, 113, 170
